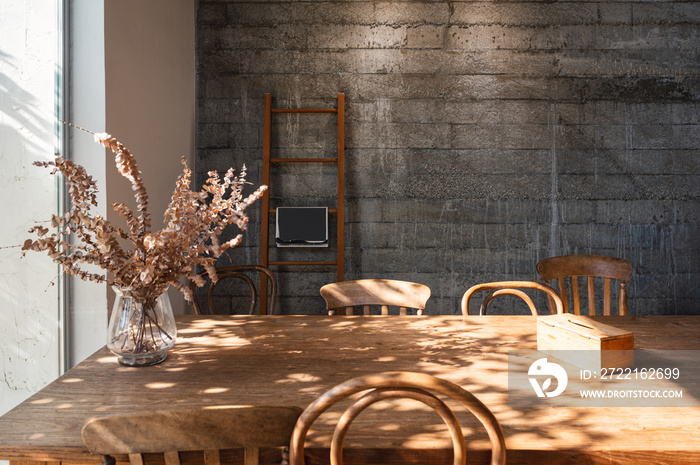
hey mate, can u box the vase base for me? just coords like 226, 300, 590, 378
117, 351, 167, 367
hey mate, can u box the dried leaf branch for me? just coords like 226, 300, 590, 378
23, 131, 267, 305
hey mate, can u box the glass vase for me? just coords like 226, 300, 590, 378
107, 286, 177, 366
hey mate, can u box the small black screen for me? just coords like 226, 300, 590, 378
276, 207, 328, 245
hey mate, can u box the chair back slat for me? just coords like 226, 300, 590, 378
587, 277, 595, 316
620, 281, 628, 315
129, 454, 144, 465
163, 451, 181, 465
243, 447, 259, 465
571, 276, 580, 315
603, 278, 611, 315
204, 449, 221, 465
557, 278, 568, 313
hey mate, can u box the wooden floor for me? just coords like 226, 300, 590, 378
0, 315, 698, 465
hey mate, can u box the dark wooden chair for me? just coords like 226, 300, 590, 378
320, 279, 431, 315
537, 254, 633, 316
81, 406, 302, 465
461, 280, 564, 315
289, 371, 506, 465
190, 265, 278, 315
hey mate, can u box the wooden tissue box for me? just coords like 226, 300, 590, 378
537, 314, 634, 371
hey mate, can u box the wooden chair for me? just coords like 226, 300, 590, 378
190, 265, 278, 315
461, 281, 564, 316
289, 371, 506, 465
537, 254, 633, 316
320, 279, 431, 315
81, 405, 302, 465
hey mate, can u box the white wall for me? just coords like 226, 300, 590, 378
0, 3, 197, 411
104, 0, 196, 315
0, 0, 61, 415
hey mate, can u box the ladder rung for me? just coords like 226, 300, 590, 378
271, 108, 337, 114
268, 261, 338, 266
269, 209, 338, 214
271, 158, 337, 163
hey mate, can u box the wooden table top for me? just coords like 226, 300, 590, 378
0, 315, 698, 465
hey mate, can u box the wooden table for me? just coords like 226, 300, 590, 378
0, 315, 699, 465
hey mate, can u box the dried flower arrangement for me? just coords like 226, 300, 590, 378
22, 129, 267, 310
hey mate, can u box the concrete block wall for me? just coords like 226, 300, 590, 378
196, 0, 700, 315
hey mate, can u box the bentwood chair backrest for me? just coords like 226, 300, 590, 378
461, 281, 564, 315
190, 265, 278, 315
320, 279, 431, 315
289, 371, 506, 465
81, 406, 302, 465
537, 254, 634, 316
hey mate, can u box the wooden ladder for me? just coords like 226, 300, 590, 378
259, 93, 345, 313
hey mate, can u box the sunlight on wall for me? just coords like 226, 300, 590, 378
0, 0, 60, 416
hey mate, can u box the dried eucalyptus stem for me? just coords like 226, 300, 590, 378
23, 128, 267, 307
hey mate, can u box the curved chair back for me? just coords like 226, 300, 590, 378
190, 265, 278, 315
537, 255, 633, 315
461, 281, 564, 316
82, 405, 302, 465
320, 279, 431, 315
289, 371, 506, 465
